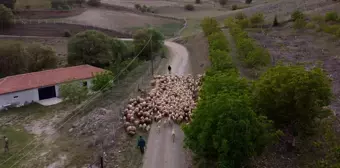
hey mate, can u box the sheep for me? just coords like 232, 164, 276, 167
171, 127, 175, 143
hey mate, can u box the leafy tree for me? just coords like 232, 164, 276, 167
133, 28, 164, 60
0, 0, 16, 9
68, 30, 112, 67
184, 72, 278, 168
219, 0, 227, 6
201, 17, 220, 36
60, 81, 88, 104
0, 4, 13, 29
91, 71, 114, 91
0, 41, 28, 77
26, 43, 57, 72
253, 65, 332, 133
207, 31, 229, 52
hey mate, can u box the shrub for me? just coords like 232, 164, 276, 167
87, 0, 101, 6
336, 28, 340, 38
68, 30, 112, 67
201, 17, 220, 36
25, 5, 30, 9
312, 15, 325, 23
91, 71, 114, 91
134, 3, 141, 10
293, 18, 307, 29
245, 0, 252, 4
195, 0, 201, 4
208, 31, 229, 52
184, 4, 194, 11
273, 15, 279, 27
231, 4, 238, 10
325, 12, 338, 22
291, 10, 305, 21
249, 13, 264, 27
219, 0, 227, 6
26, 43, 57, 72
64, 30, 71, 37
254, 65, 332, 133
60, 81, 88, 104
235, 12, 247, 20
0, 4, 13, 29
51, 0, 65, 9
306, 22, 316, 29
62, 4, 72, 10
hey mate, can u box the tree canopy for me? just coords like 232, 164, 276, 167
253, 65, 332, 133
133, 28, 164, 60
0, 4, 14, 29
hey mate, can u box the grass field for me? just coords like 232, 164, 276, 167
15, 0, 51, 9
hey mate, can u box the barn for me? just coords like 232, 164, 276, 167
0, 65, 105, 109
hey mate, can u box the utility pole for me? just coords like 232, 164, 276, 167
150, 33, 154, 76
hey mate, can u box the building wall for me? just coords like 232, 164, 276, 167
0, 88, 39, 107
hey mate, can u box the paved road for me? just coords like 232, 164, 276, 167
142, 40, 191, 168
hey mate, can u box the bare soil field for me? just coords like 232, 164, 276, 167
0, 23, 131, 38
15, 7, 86, 19
15, 0, 51, 9
63, 8, 182, 33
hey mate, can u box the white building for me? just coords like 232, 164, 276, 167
0, 64, 105, 109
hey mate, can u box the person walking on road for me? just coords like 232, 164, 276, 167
137, 136, 146, 154
3, 136, 9, 153
168, 65, 172, 74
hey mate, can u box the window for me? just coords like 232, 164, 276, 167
13, 96, 18, 99
83, 81, 88, 87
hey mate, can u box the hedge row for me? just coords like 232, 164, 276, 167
183, 17, 277, 168
225, 17, 271, 69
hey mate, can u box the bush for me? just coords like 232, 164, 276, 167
312, 15, 325, 23
291, 10, 305, 21
0, 41, 57, 77
219, 0, 227, 6
91, 71, 114, 91
0, 4, 14, 29
249, 13, 264, 27
134, 3, 141, 10
195, 0, 201, 4
273, 15, 279, 27
64, 30, 71, 37
0, 0, 16, 9
201, 17, 221, 36
245, 0, 252, 4
336, 28, 340, 38
133, 28, 164, 60
60, 81, 88, 104
306, 22, 316, 29
231, 4, 238, 10
208, 31, 229, 52
254, 65, 332, 133
51, 0, 65, 9
325, 12, 338, 22
293, 18, 307, 29
87, 0, 101, 6
235, 12, 247, 20
184, 4, 194, 11
68, 30, 112, 67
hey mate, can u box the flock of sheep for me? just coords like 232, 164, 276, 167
124, 74, 203, 135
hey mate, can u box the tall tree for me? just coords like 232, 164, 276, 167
133, 28, 164, 60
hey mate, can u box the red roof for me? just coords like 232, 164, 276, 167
0, 65, 105, 95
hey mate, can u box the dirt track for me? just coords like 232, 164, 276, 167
142, 40, 192, 168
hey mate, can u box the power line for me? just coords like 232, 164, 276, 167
2, 36, 152, 168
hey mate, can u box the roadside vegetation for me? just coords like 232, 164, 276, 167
184, 16, 334, 168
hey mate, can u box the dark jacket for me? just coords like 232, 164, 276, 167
137, 137, 146, 148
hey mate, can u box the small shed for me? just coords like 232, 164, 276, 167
0, 64, 105, 109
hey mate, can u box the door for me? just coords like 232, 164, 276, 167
38, 86, 56, 100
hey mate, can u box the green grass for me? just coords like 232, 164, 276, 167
0, 126, 34, 168
15, 0, 51, 9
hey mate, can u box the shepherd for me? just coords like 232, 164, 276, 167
137, 136, 146, 154
168, 65, 172, 74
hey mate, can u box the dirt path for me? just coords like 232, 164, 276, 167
142, 40, 191, 168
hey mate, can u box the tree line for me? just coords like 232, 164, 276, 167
183, 17, 333, 168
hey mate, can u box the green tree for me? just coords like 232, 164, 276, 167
207, 31, 229, 52
91, 71, 114, 91
184, 72, 278, 168
219, 0, 227, 6
26, 43, 57, 72
133, 28, 164, 60
0, 4, 14, 29
0, 41, 28, 77
201, 17, 220, 36
60, 81, 88, 104
253, 65, 332, 133
249, 13, 264, 27
68, 30, 112, 67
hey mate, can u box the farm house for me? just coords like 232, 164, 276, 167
0, 65, 104, 109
